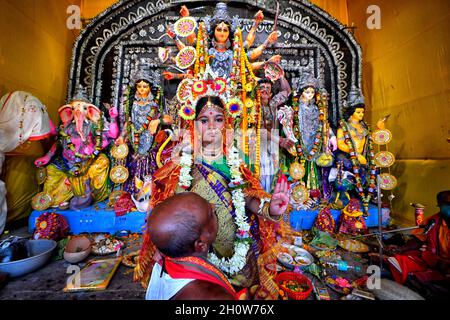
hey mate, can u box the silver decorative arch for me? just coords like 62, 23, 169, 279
67, 0, 363, 127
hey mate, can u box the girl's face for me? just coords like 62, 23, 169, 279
197, 107, 225, 145
301, 87, 315, 102
214, 22, 230, 44
351, 107, 365, 122
136, 81, 150, 97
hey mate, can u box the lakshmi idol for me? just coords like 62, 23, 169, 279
278, 73, 336, 207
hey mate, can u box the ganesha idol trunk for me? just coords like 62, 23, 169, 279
74, 109, 87, 142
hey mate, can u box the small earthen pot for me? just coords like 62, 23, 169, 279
63, 236, 91, 264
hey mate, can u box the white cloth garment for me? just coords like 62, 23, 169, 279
145, 262, 195, 300
0, 91, 54, 234
0, 91, 53, 154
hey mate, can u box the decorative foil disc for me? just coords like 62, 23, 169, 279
372, 129, 392, 145
110, 165, 129, 184
111, 143, 129, 160
174, 17, 197, 38
289, 162, 305, 180
31, 192, 53, 211
175, 46, 196, 70
379, 173, 397, 190
36, 167, 47, 185
374, 151, 395, 168
291, 184, 309, 204
176, 78, 193, 103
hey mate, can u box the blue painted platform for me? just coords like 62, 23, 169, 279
29, 201, 389, 235
28, 201, 147, 235
289, 204, 390, 231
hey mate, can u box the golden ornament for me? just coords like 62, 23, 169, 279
289, 162, 305, 180
291, 184, 309, 204
379, 173, 397, 190
372, 129, 392, 145
111, 143, 129, 160
374, 151, 395, 168
110, 165, 129, 184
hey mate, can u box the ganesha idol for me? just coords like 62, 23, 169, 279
32, 89, 119, 211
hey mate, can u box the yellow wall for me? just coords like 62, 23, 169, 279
310, 0, 349, 25
81, 0, 117, 20
347, 0, 450, 224
79, 0, 349, 25
0, 0, 81, 123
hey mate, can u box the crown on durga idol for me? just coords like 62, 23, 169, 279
176, 65, 245, 121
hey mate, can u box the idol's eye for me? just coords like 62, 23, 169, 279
200, 119, 208, 124
216, 117, 224, 123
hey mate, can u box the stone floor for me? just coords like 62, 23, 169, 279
0, 258, 145, 300
0, 225, 356, 300
0, 226, 146, 300
0, 225, 423, 300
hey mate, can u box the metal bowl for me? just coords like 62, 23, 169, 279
0, 239, 56, 278
278, 245, 314, 269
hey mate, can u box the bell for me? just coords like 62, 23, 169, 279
289, 161, 305, 180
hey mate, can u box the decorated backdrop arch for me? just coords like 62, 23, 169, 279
68, 0, 363, 128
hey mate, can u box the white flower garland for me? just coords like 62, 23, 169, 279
207, 146, 251, 275
178, 144, 252, 275
179, 150, 193, 189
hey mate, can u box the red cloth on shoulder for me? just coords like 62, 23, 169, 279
389, 251, 428, 284
162, 255, 244, 300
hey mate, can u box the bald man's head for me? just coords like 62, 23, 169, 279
149, 192, 217, 258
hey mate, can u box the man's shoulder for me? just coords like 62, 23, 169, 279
425, 213, 442, 226
173, 279, 235, 300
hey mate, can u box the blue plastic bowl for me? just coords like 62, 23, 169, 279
0, 239, 57, 278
